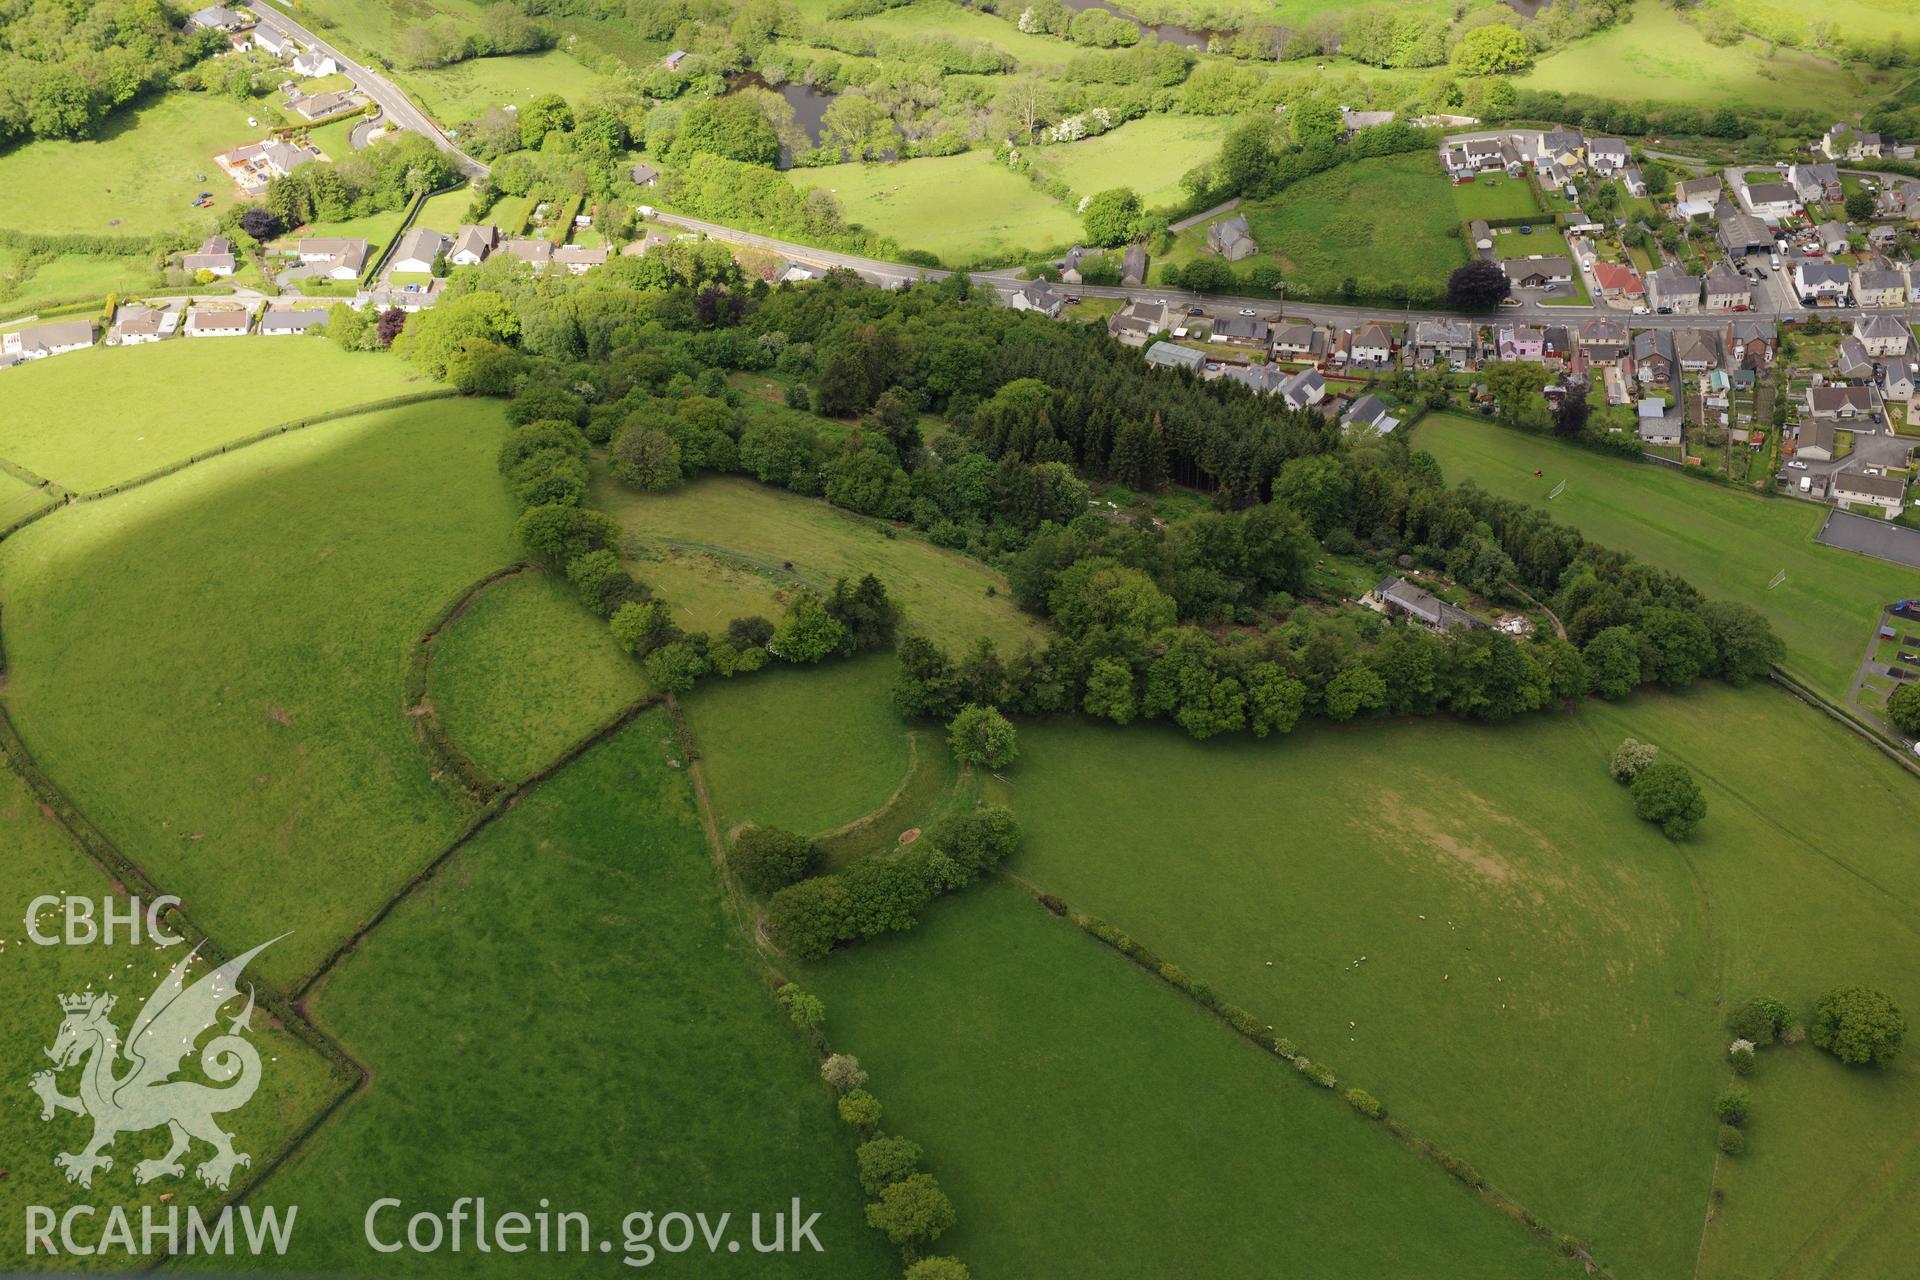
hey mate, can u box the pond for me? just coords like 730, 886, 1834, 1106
731, 71, 838, 166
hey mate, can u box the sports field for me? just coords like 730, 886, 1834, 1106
204, 718, 896, 1277
0, 398, 518, 989
0, 770, 348, 1271
1002, 680, 1920, 1279
0, 92, 259, 237
1030, 114, 1235, 211
805, 880, 1569, 1279
790, 150, 1084, 266
427, 569, 651, 783
592, 474, 1046, 651
0, 341, 431, 492
1413, 412, 1916, 700
1516, 3, 1868, 111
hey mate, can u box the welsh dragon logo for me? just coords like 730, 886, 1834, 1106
29, 937, 279, 1191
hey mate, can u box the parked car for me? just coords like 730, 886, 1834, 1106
1788, 460, 1808, 469
1518, 225, 1534, 235
1656, 305, 1673, 314
1238, 308, 1257, 316
1632, 305, 1649, 315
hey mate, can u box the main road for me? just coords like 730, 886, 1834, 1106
243, 1, 489, 181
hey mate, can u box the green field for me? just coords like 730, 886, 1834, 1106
0, 768, 347, 1272
0, 249, 157, 314
399, 49, 611, 126
1177, 152, 1467, 298
1030, 113, 1235, 211
785, 0, 1069, 64
789, 150, 1084, 266
1702, 0, 1920, 51
0, 91, 258, 237
0, 398, 517, 989
1451, 174, 1543, 221
428, 568, 650, 783
999, 680, 1920, 1279
593, 474, 1046, 651
806, 880, 1570, 1279
0, 341, 432, 492
1413, 412, 1917, 700
1516, 2, 1875, 111
683, 651, 913, 839
203, 717, 896, 1277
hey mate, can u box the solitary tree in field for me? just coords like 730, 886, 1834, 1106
1445, 258, 1510, 311
947, 704, 1018, 769
1630, 758, 1706, 838
1812, 985, 1906, 1066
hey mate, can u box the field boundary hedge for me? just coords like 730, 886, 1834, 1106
68, 388, 459, 502
407, 563, 535, 804
1770, 665, 1920, 781
1013, 878, 1612, 1275
295, 691, 661, 1000
0, 701, 365, 1262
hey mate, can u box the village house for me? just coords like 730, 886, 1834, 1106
1340, 107, 1395, 135
1270, 320, 1327, 362
1577, 318, 1629, 364
183, 234, 237, 277
1536, 127, 1586, 171
1368, 576, 1485, 633
1866, 225, 1898, 252
1120, 245, 1148, 287
1788, 162, 1843, 204
1412, 319, 1475, 370
1836, 337, 1876, 382
1884, 360, 1916, 403
1855, 314, 1911, 358
106, 305, 173, 346
1820, 124, 1882, 161
1501, 256, 1574, 290
662, 50, 688, 70
1542, 325, 1572, 362
1703, 264, 1751, 312
297, 237, 370, 280
629, 163, 659, 189
1008, 279, 1064, 319
502, 238, 555, 270
773, 261, 822, 285
1673, 175, 1721, 206
290, 49, 338, 78
288, 90, 359, 122
1794, 260, 1852, 305
1673, 328, 1719, 372
1441, 134, 1507, 178
1646, 266, 1702, 314
1805, 384, 1878, 421
1796, 417, 1838, 461
450, 224, 499, 267
391, 227, 451, 275
1143, 341, 1203, 372
259, 308, 327, 336
1212, 313, 1270, 346
1497, 324, 1545, 362
1729, 319, 1776, 368
1621, 167, 1648, 199
1058, 246, 1086, 285
214, 138, 319, 192
1813, 220, 1853, 256
1345, 322, 1393, 369
251, 24, 295, 58
553, 246, 609, 275
1223, 363, 1284, 396
1718, 212, 1773, 257
1342, 394, 1399, 434
186, 5, 248, 31
1638, 399, 1680, 446
1107, 299, 1168, 347
1739, 180, 1800, 219
1, 319, 94, 364
1587, 137, 1630, 174
1831, 470, 1905, 516
1206, 213, 1258, 262
1853, 268, 1908, 309
1278, 368, 1326, 410
184, 306, 250, 338
1632, 330, 1674, 385
1591, 260, 1644, 303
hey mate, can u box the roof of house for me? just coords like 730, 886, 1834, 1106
1375, 576, 1484, 630
1673, 329, 1718, 363
18, 319, 94, 351
554, 245, 609, 267
1414, 318, 1475, 345
1224, 363, 1284, 393
1353, 322, 1392, 348
1857, 314, 1909, 339
1855, 269, 1907, 293
1281, 368, 1325, 399
1211, 212, 1251, 242
1832, 470, 1905, 500
1212, 313, 1268, 341
260, 308, 326, 331
1744, 180, 1799, 205
187, 307, 248, 331
630, 163, 659, 183
1704, 264, 1749, 295
1143, 341, 1203, 370
1344, 394, 1389, 426
503, 237, 555, 264
1271, 320, 1320, 347
1674, 176, 1721, 202
452, 224, 497, 260
299, 236, 369, 259
1837, 337, 1875, 373
1637, 398, 1667, 419
1632, 330, 1673, 362
1014, 278, 1059, 309
1815, 219, 1851, 243
1578, 318, 1627, 343
1501, 256, 1572, 282
1718, 211, 1773, 246
1589, 136, 1629, 157
394, 227, 450, 265
1121, 244, 1148, 275
1807, 385, 1877, 411
110, 307, 166, 337
1731, 318, 1776, 343
1795, 260, 1852, 287
1647, 265, 1701, 300
1591, 261, 1643, 293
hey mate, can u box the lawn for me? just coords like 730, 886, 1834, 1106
0, 341, 432, 492
1450, 174, 1542, 221
787, 150, 1085, 266
273, 206, 412, 260
805, 880, 1571, 1279
1198, 152, 1467, 299
1029, 113, 1235, 211
681, 650, 913, 839
1516, 2, 1873, 111
1000, 679, 1920, 1279
0, 398, 519, 989
1412, 411, 1919, 699
0, 767, 349, 1272
416, 185, 479, 233
0, 91, 257, 237
427, 568, 649, 783
202, 718, 897, 1277
591, 473, 1046, 652
398, 49, 611, 127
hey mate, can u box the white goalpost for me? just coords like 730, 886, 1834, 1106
1767, 570, 1787, 590
1548, 480, 1566, 500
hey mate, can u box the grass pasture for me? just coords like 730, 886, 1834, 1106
0, 768, 347, 1273
805, 880, 1570, 1279
1412, 411, 1918, 700
788, 150, 1084, 265
0, 92, 257, 237
593, 474, 1045, 651
0, 248, 158, 314
0, 398, 518, 989
0, 341, 430, 492
426, 569, 650, 784
204, 717, 895, 1277
1028, 114, 1235, 210
1001, 680, 1920, 1279
399, 49, 610, 126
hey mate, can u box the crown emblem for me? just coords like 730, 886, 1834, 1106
59, 992, 108, 1013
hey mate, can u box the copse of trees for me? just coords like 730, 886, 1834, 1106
265, 134, 460, 230
0, 0, 215, 148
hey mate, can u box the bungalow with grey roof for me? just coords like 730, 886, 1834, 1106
1813, 220, 1852, 255
1211, 313, 1269, 346
1638, 399, 1680, 446
630, 163, 659, 187
391, 227, 451, 275
1831, 470, 1905, 516
1342, 394, 1398, 434
188, 5, 248, 30
183, 234, 237, 277
184, 306, 249, 337
1369, 576, 1485, 633
1143, 341, 1203, 372
1739, 180, 1800, 218
1796, 418, 1837, 461
1278, 368, 1326, 409
553, 245, 609, 275
503, 237, 555, 269
259, 308, 327, 336
1674, 175, 1721, 205
291, 49, 338, 78
450, 224, 498, 266
296, 236, 370, 279
1108, 298, 1168, 346
1501, 256, 1573, 289
1805, 384, 1878, 421
1673, 328, 1719, 371
106, 305, 171, 346
1270, 321, 1327, 361
1, 319, 94, 363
